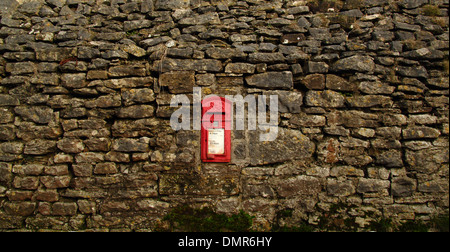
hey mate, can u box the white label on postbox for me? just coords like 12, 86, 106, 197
208, 129, 225, 155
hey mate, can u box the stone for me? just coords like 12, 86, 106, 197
124, 20, 152, 32
155, 59, 222, 72
36, 48, 77, 61
346, 95, 393, 108
305, 90, 346, 108
155, 0, 190, 10
73, 164, 93, 177
359, 82, 395, 94
78, 47, 100, 59
391, 177, 416, 197
0, 162, 12, 184
225, 63, 256, 74
140, 36, 171, 47
5, 62, 36, 75
302, 74, 325, 90
100, 77, 154, 89
94, 162, 118, 174
272, 175, 321, 197
4, 202, 36, 216
122, 44, 147, 57
61, 73, 87, 89
179, 12, 221, 26
121, 88, 156, 106
398, 0, 428, 9
396, 66, 428, 78
375, 149, 404, 168
52, 202, 78, 216
290, 113, 326, 127
230, 34, 258, 43
332, 55, 375, 73
113, 138, 149, 153
206, 48, 246, 59
249, 53, 285, 64
245, 72, 293, 90
159, 71, 195, 94
327, 179, 356, 196
57, 138, 85, 153
40, 176, 71, 189
327, 110, 379, 128
108, 65, 146, 77
306, 61, 329, 74
14, 106, 53, 124
357, 178, 390, 193
24, 140, 56, 155
84, 94, 122, 108
0, 94, 20, 106
266, 90, 302, 114
326, 74, 357, 91
402, 126, 441, 139
405, 147, 448, 174
249, 128, 315, 166
102, 50, 128, 59
118, 105, 155, 119
403, 48, 444, 60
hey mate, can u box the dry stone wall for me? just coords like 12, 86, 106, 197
0, 0, 448, 231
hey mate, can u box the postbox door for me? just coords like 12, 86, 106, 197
201, 97, 231, 163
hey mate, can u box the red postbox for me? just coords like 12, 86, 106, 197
201, 96, 231, 163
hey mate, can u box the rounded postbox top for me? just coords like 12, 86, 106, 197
201, 96, 232, 114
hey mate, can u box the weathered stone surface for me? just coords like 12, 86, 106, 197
52, 202, 78, 216
266, 90, 302, 114
327, 110, 379, 128
290, 113, 326, 127
391, 177, 416, 197
0, 94, 20, 106
179, 12, 220, 26
61, 73, 87, 89
159, 71, 195, 94
24, 140, 56, 155
57, 138, 85, 153
5, 62, 36, 75
375, 149, 403, 168
112, 138, 149, 153
118, 105, 155, 119
155, 59, 222, 72
94, 162, 118, 175
305, 90, 345, 108
397, 66, 429, 78
273, 175, 321, 197
302, 74, 325, 90
398, 0, 428, 9
225, 63, 256, 74
0, 162, 12, 184
402, 126, 441, 139
405, 147, 449, 174
0, 0, 448, 232
206, 48, 246, 59
84, 94, 122, 108
327, 179, 356, 196
14, 106, 53, 124
40, 176, 71, 189
35, 47, 77, 61
248, 53, 285, 64
122, 88, 155, 106
249, 128, 315, 166
332, 55, 375, 73
108, 65, 146, 77
245, 72, 293, 89
359, 82, 395, 94
357, 178, 390, 193
4, 202, 36, 216
346, 95, 393, 108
